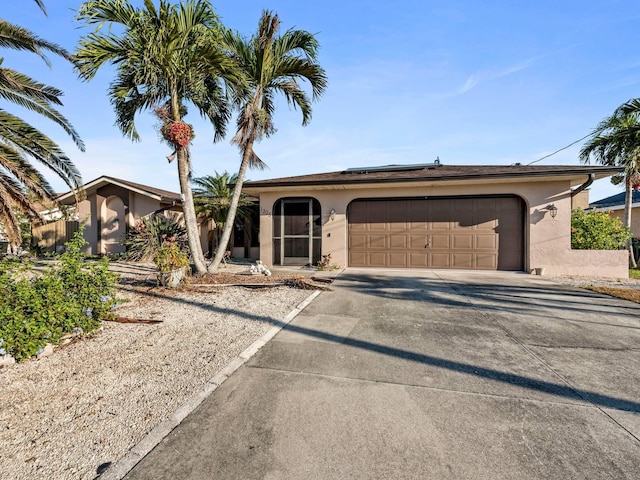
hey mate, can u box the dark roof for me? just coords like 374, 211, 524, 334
101, 176, 181, 202
57, 176, 181, 204
590, 190, 640, 208
243, 164, 623, 189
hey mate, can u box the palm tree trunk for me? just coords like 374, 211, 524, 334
169, 88, 207, 274
176, 145, 208, 274
625, 176, 637, 268
208, 143, 254, 272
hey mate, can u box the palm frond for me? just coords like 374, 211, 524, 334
192, 171, 254, 225
0, 20, 70, 65
0, 110, 83, 192
0, 3, 82, 243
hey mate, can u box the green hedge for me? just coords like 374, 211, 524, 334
0, 230, 119, 362
571, 209, 632, 250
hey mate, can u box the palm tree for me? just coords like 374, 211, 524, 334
208, 10, 328, 271
192, 171, 254, 255
0, 1, 84, 247
75, 0, 237, 274
580, 106, 640, 267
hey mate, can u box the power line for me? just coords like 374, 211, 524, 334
526, 132, 594, 165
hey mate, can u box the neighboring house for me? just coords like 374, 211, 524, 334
590, 190, 640, 238
51, 176, 258, 258
243, 163, 627, 277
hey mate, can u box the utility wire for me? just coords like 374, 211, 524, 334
526, 132, 594, 165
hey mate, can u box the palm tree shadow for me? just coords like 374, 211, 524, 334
120, 282, 640, 414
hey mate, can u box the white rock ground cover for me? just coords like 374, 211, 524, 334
0, 269, 310, 480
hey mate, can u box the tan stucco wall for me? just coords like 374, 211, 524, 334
252, 178, 627, 277
609, 208, 640, 238
130, 194, 162, 219
76, 198, 95, 255
571, 189, 590, 210
541, 250, 628, 277
76, 191, 167, 255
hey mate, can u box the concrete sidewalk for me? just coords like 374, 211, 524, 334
123, 270, 640, 479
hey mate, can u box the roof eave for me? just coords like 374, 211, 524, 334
56, 176, 180, 204
243, 167, 623, 191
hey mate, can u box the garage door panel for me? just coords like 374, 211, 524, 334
430, 253, 450, 268
349, 252, 366, 266
348, 197, 523, 270
368, 222, 388, 231
410, 221, 428, 230
475, 234, 497, 249
369, 235, 386, 248
390, 235, 407, 248
368, 252, 387, 266
349, 234, 367, 249
430, 234, 450, 249
452, 253, 474, 268
409, 235, 426, 249
348, 202, 368, 223
389, 253, 408, 267
476, 253, 498, 269
453, 234, 473, 249
410, 253, 428, 267
349, 222, 367, 231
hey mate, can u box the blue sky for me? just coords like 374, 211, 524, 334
4, 0, 640, 202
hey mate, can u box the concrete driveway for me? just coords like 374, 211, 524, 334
125, 270, 640, 479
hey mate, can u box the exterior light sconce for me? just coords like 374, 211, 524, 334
545, 204, 558, 219
329, 208, 336, 221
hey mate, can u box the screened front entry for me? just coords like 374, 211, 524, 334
273, 198, 322, 266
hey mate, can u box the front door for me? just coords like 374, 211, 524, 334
273, 198, 322, 266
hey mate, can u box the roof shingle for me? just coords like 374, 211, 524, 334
244, 164, 623, 188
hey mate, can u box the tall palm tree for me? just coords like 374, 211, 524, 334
75, 0, 237, 274
580, 106, 640, 267
0, 1, 84, 247
208, 10, 328, 271
192, 171, 254, 256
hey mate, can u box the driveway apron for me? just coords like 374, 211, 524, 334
125, 269, 640, 480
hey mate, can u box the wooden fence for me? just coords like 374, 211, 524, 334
31, 220, 80, 254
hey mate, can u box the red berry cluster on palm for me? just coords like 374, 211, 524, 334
164, 121, 192, 147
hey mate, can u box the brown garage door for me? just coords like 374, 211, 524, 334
348, 196, 524, 270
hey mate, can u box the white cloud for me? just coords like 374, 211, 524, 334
451, 57, 539, 96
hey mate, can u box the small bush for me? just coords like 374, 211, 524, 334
571, 209, 632, 250
122, 214, 188, 261
0, 230, 119, 362
316, 253, 340, 271
153, 241, 189, 272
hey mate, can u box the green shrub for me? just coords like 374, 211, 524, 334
122, 214, 188, 261
153, 241, 189, 272
571, 209, 632, 250
0, 230, 119, 362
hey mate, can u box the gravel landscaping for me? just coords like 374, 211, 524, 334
545, 274, 640, 290
3, 260, 637, 479
0, 261, 314, 480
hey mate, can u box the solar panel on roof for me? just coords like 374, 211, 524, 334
344, 160, 441, 174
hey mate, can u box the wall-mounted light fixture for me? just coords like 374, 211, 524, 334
545, 204, 558, 219
329, 208, 336, 221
